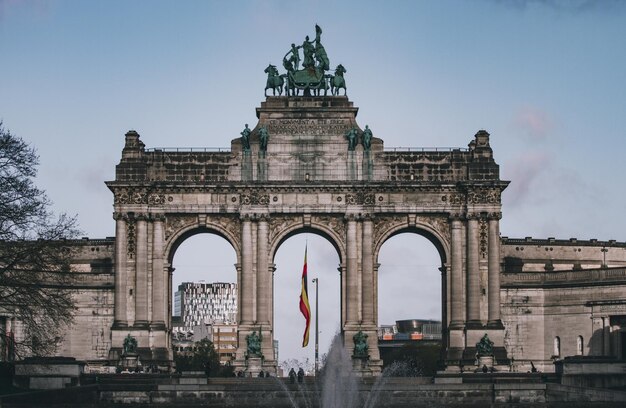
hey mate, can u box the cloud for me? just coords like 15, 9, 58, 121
511, 106, 554, 141
501, 151, 551, 208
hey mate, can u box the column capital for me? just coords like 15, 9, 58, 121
135, 212, 149, 221
362, 213, 375, 221
466, 212, 482, 221
256, 213, 270, 221
448, 212, 465, 222
344, 213, 362, 221
240, 213, 254, 221
487, 212, 502, 220
113, 212, 127, 221
150, 213, 166, 222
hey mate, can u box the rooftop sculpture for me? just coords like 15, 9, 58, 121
264, 25, 347, 97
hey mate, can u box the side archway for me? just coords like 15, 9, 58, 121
373, 217, 451, 370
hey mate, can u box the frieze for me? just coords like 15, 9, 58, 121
467, 188, 500, 205
148, 193, 167, 206
265, 118, 350, 136
442, 193, 465, 206
241, 192, 270, 206
345, 192, 376, 205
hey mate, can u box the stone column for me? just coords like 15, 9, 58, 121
235, 263, 242, 323
449, 218, 464, 327
361, 216, 374, 324
251, 217, 258, 324
373, 263, 380, 326
151, 214, 166, 327
346, 216, 358, 324
257, 216, 270, 325
487, 214, 502, 325
603, 317, 611, 356
466, 215, 480, 324
440, 265, 448, 341
113, 213, 128, 327
339, 264, 346, 329
241, 216, 253, 324
135, 214, 149, 327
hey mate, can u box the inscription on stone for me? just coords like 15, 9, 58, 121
266, 118, 350, 136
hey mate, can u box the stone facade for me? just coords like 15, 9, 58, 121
102, 96, 508, 375
500, 238, 626, 372
4, 96, 625, 377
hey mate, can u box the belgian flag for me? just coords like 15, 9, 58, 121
299, 245, 311, 347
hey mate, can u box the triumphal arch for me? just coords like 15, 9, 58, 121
106, 26, 509, 374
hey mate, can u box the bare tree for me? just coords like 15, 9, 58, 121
0, 122, 80, 358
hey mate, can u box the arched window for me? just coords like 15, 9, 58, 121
577, 335, 584, 355
554, 336, 561, 357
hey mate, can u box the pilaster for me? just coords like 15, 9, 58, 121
151, 214, 166, 329
487, 213, 502, 326
257, 215, 270, 325
346, 215, 359, 325
113, 212, 128, 327
241, 215, 253, 324
466, 214, 480, 326
134, 213, 149, 327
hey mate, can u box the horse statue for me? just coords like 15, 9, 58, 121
330, 64, 347, 96
264, 64, 284, 96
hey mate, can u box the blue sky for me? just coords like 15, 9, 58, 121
2, 0, 625, 366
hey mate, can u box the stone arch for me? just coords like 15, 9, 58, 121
165, 220, 242, 266
374, 218, 450, 265
269, 219, 346, 264
373, 216, 451, 358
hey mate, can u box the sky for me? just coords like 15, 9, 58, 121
1, 0, 626, 367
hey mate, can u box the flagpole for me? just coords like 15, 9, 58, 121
312, 277, 319, 375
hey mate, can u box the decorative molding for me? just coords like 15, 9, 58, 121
443, 193, 465, 206
467, 188, 500, 205
165, 215, 197, 240
479, 219, 488, 259
240, 192, 270, 206
148, 193, 167, 206
488, 212, 502, 220
269, 216, 301, 243
373, 215, 406, 246
127, 218, 136, 258
312, 215, 346, 241
345, 192, 375, 205
418, 215, 451, 246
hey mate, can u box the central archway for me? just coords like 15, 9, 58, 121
273, 232, 341, 375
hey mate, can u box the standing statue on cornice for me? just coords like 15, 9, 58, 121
362, 125, 373, 151
240, 124, 251, 152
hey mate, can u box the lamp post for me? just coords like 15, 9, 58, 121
312, 278, 319, 375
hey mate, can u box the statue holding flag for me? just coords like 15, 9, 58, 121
299, 245, 311, 347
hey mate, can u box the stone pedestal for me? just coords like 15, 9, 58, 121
352, 356, 373, 377
477, 355, 494, 372
119, 353, 141, 371
245, 357, 263, 377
